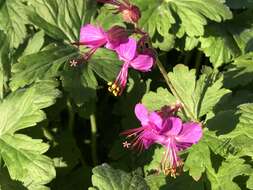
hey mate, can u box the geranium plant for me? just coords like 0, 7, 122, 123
0, 0, 252, 189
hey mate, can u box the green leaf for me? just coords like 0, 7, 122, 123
224, 53, 253, 88
10, 44, 78, 90
145, 173, 205, 190
247, 174, 253, 190
143, 146, 205, 189
22, 30, 45, 56
27, 0, 96, 41
0, 0, 28, 48
143, 146, 164, 175
88, 48, 122, 82
134, 0, 232, 44
226, 0, 253, 9
142, 87, 176, 111
184, 139, 213, 180
61, 64, 97, 106
200, 11, 253, 67
167, 64, 230, 120
0, 168, 26, 190
207, 157, 252, 190
94, 5, 125, 30
89, 163, 149, 190
0, 80, 60, 188
0, 31, 10, 99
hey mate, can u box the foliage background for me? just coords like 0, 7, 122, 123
0, 0, 253, 189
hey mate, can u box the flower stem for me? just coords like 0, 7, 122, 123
156, 58, 197, 121
90, 113, 98, 165
67, 99, 75, 131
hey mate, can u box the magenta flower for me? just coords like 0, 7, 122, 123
97, 0, 141, 23
156, 117, 202, 176
121, 103, 163, 151
76, 24, 128, 62
122, 103, 203, 177
108, 38, 154, 96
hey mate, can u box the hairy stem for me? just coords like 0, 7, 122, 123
90, 113, 98, 165
156, 58, 197, 121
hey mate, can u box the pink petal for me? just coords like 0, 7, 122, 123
176, 122, 202, 144
161, 117, 182, 136
134, 103, 149, 126
130, 54, 154, 72
149, 112, 163, 129
79, 24, 107, 47
115, 38, 137, 62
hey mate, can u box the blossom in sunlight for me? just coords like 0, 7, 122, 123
97, 0, 141, 23
156, 117, 202, 177
108, 38, 154, 96
122, 103, 202, 177
121, 103, 163, 151
74, 24, 128, 63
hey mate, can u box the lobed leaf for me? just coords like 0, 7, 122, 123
167, 64, 230, 120
89, 163, 149, 190
0, 0, 28, 48
10, 44, 78, 90
0, 80, 60, 188
27, 0, 96, 42
134, 0, 232, 49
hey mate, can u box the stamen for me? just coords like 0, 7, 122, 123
107, 82, 121, 96
70, 59, 78, 67
122, 141, 131, 148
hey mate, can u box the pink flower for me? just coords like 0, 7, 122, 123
78, 24, 128, 61
156, 117, 202, 176
121, 103, 203, 177
97, 0, 141, 23
108, 38, 154, 96
121, 103, 163, 151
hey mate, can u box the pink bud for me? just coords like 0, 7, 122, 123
120, 4, 141, 23
97, 0, 141, 24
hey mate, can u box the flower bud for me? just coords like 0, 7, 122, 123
120, 4, 141, 23
107, 26, 128, 45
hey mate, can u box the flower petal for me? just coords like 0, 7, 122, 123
161, 117, 182, 136
80, 24, 107, 47
176, 122, 202, 144
130, 54, 154, 72
134, 103, 149, 125
149, 112, 163, 129
115, 38, 137, 62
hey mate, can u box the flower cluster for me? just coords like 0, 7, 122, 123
73, 0, 154, 96
72, 0, 203, 177
122, 103, 202, 177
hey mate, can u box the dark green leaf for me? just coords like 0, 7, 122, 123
10, 44, 78, 90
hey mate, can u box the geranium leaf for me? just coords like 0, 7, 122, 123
61, 64, 97, 106
167, 64, 230, 120
0, 31, 10, 99
224, 52, 253, 88
10, 44, 78, 90
27, 0, 96, 42
0, 0, 28, 48
0, 80, 60, 188
200, 11, 253, 67
142, 87, 176, 111
89, 163, 149, 190
88, 48, 122, 82
134, 0, 231, 50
